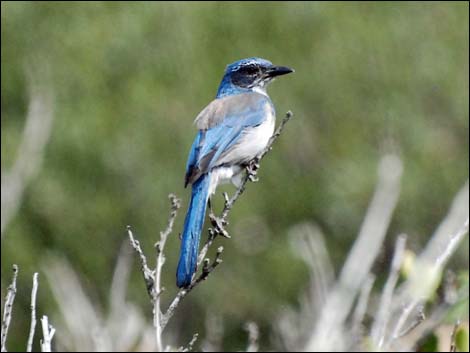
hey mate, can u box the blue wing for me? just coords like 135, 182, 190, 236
184, 92, 272, 186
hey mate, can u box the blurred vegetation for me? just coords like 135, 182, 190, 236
1, 1, 468, 351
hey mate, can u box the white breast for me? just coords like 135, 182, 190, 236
209, 104, 276, 195
235, 111, 275, 161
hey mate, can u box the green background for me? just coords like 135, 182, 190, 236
1, 2, 468, 351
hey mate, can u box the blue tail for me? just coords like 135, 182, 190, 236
176, 173, 211, 287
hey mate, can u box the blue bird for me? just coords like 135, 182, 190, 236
177, 57, 294, 287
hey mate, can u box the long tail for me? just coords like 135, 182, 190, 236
176, 173, 211, 287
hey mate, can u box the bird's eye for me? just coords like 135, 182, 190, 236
242, 66, 258, 75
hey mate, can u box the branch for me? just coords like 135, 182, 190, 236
161, 246, 224, 330
154, 194, 181, 352
128, 194, 181, 351
40, 316, 55, 352
1, 265, 19, 352
371, 234, 407, 348
450, 321, 460, 353
178, 333, 199, 352
26, 273, 39, 352
127, 226, 154, 297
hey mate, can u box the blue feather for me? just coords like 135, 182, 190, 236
176, 173, 211, 287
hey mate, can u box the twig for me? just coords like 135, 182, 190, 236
154, 194, 181, 352
40, 316, 55, 352
1, 265, 19, 352
244, 321, 259, 352
371, 234, 407, 348
161, 246, 224, 330
395, 305, 425, 338
422, 181, 469, 268
127, 226, 154, 296
435, 218, 469, 268
26, 273, 39, 352
449, 321, 460, 352
128, 194, 181, 352
179, 333, 199, 352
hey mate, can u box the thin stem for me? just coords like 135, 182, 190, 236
26, 273, 39, 352
40, 315, 55, 352
371, 234, 407, 348
1, 265, 19, 353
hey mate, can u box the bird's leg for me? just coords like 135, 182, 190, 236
208, 194, 230, 238
207, 197, 213, 213
246, 158, 260, 182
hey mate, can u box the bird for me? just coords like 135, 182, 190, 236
176, 57, 294, 288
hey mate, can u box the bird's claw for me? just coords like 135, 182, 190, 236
246, 160, 260, 182
209, 214, 231, 238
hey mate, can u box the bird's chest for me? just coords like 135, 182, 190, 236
243, 105, 275, 156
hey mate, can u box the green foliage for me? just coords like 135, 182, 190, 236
1, 2, 468, 351
456, 325, 469, 352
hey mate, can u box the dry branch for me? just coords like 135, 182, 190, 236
40, 316, 55, 352
26, 273, 39, 352
1, 265, 19, 352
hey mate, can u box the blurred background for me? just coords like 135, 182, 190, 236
1, 2, 468, 351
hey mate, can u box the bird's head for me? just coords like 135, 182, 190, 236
216, 57, 294, 98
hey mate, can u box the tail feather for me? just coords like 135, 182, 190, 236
176, 173, 211, 287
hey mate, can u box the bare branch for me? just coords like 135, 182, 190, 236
1, 264, 19, 352
127, 226, 154, 297
179, 333, 199, 352
161, 246, 224, 330
371, 234, 407, 348
396, 305, 425, 339
154, 194, 181, 352
450, 321, 460, 352
423, 181, 469, 268
40, 316, 55, 352
26, 273, 39, 352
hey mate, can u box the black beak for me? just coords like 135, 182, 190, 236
266, 65, 294, 78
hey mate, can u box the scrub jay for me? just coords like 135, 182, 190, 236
177, 57, 293, 287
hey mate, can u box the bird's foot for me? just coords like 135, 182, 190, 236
209, 213, 231, 238
246, 159, 260, 182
